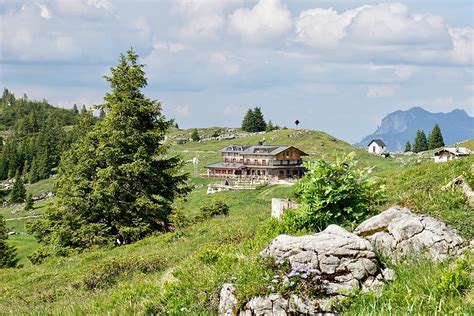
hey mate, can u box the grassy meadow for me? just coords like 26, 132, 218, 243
0, 128, 472, 314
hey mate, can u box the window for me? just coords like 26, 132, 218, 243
262, 160, 266, 165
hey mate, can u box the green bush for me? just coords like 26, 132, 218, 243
282, 153, 386, 232
199, 199, 230, 219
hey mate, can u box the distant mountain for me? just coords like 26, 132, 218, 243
356, 107, 474, 152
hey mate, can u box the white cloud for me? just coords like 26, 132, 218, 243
367, 84, 399, 97
296, 6, 366, 48
0, 1, 150, 62
448, 27, 474, 64
347, 3, 450, 47
210, 52, 240, 76
172, 0, 240, 39
228, 0, 292, 43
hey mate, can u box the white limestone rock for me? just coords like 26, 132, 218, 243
355, 205, 468, 262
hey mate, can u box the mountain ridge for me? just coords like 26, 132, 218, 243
357, 107, 474, 151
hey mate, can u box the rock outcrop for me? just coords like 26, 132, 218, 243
219, 225, 394, 315
354, 206, 468, 262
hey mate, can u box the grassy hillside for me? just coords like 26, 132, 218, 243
168, 128, 400, 177
1, 129, 472, 314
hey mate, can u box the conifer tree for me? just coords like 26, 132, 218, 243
191, 129, 200, 141
28, 49, 190, 253
0, 215, 18, 268
404, 141, 411, 152
24, 193, 33, 212
428, 124, 445, 149
412, 130, 428, 153
241, 109, 255, 132
241, 107, 267, 132
10, 171, 26, 203
72, 104, 79, 115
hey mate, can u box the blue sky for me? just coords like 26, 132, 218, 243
1, 0, 473, 143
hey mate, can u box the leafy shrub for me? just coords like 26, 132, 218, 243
169, 207, 192, 228
197, 247, 220, 264
199, 199, 230, 219
282, 153, 386, 232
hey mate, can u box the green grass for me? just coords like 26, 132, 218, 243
0, 184, 293, 314
0, 129, 472, 315
168, 128, 400, 176
7, 235, 39, 267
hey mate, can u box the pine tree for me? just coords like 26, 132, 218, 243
266, 120, 275, 132
241, 107, 267, 132
28, 49, 190, 252
80, 105, 87, 115
404, 141, 412, 152
428, 124, 445, 149
10, 171, 26, 203
24, 193, 33, 212
191, 129, 200, 141
241, 109, 254, 132
0, 215, 18, 268
29, 157, 39, 183
412, 130, 428, 153
72, 104, 79, 115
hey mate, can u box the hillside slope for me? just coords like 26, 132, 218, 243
357, 107, 474, 151
168, 127, 400, 176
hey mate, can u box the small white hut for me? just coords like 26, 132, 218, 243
367, 139, 386, 155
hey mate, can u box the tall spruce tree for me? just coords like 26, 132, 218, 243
241, 109, 254, 132
10, 171, 26, 203
241, 107, 267, 132
413, 130, 428, 153
0, 215, 18, 268
404, 141, 412, 152
28, 49, 190, 254
428, 124, 445, 149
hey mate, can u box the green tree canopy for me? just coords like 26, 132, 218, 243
412, 130, 428, 153
241, 107, 267, 132
404, 141, 412, 152
10, 171, 26, 203
191, 129, 200, 141
0, 215, 18, 268
428, 124, 445, 149
28, 49, 190, 256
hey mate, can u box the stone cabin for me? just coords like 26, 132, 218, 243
433, 147, 471, 163
205, 145, 308, 179
367, 139, 386, 155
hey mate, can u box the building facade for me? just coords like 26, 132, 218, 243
433, 147, 471, 163
367, 139, 386, 155
205, 145, 308, 179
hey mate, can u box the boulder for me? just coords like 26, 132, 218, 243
354, 206, 468, 262
219, 225, 393, 315
219, 283, 239, 316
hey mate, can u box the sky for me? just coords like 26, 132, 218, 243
1, 0, 473, 143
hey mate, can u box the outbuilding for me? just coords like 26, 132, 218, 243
433, 147, 471, 163
367, 139, 386, 155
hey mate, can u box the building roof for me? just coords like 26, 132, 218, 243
219, 145, 252, 153
205, 162, 246, 169
219, 145, 308, 156
368, 139, 386, 147
434, 147, 471, 156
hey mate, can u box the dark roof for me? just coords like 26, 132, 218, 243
434, 147, 471, 156
205, 163, 246, 169
219, 145, 252, 153
240, 145, 309, 156
367, 139, 386, 147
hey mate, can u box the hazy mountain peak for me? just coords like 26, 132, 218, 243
357, 107, 474, 151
